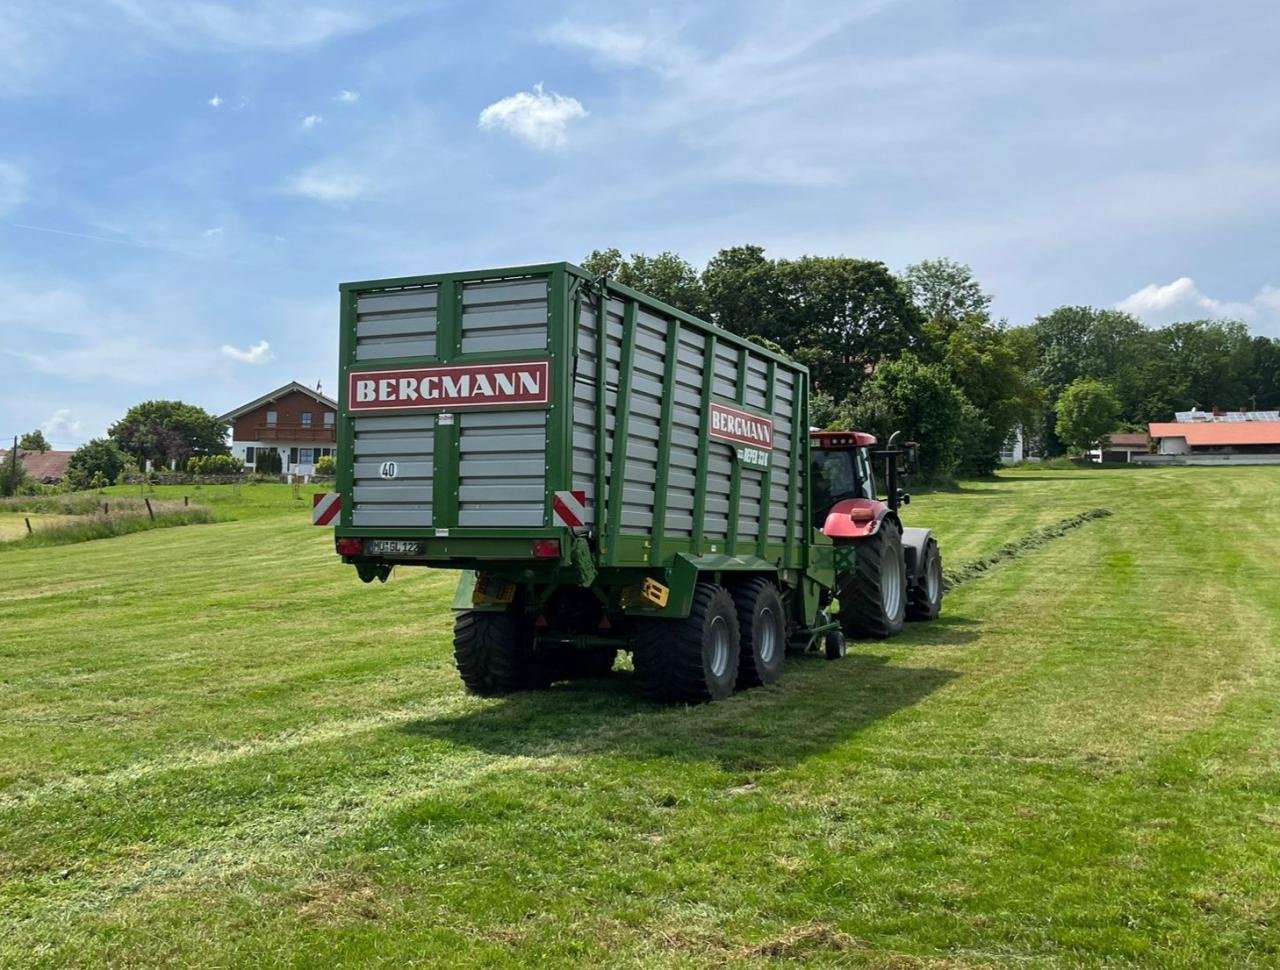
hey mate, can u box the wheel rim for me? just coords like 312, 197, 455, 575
925, 553, 942, 604
882, 546, 904, 619
759, 607, 777, 664
708, 615, 731, 678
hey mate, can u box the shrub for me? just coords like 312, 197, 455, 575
66, 439, 128, 491
315, 455, 335, 476
188, 454, 244, 476
255, 449, 283, 475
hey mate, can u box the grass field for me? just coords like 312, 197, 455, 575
1, 467, 1277, 967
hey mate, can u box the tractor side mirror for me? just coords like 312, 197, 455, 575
903, 442, 920, 473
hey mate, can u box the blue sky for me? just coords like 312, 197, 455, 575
2, 0, 1278, 448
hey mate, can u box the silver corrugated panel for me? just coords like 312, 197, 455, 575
738, 471, 763, 541
571, 291, 805, 549
712, 343, 739, 401
458, 410, 546, 527
355, 286, 438, 361
570, 299, 624, 527
351, 414, 434, 527
461, 278, 549, 355
744, 356, 770, 410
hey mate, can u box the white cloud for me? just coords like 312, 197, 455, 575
478, 83, 587, 150
335, 89, 360, 103
40, 408, 83, 440
284, 167, 369, 202
207, 93, 222, 107
220, 340, 274, 364
0, 160, 26, 214
202, 226, 223, 238
1116, 277, 1280, 331
301, 114, 323, 129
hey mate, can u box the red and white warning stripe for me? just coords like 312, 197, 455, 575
552, 489, 587, 529
312, 491, 341, 526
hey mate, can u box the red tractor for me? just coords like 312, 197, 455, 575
810, 430, 944, 643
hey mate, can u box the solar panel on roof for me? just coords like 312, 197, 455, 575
1174, 410, 1279, 423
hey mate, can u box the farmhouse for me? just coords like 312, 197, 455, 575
1148, 410, 1280, 464
219, 382, 337, 475
0, 449, 73, 483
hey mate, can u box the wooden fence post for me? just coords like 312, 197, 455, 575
144, 499, 155, 521
25, 517, 33, 534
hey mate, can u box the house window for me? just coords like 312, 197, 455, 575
323, 412, 335, 427
245, 446, 256, 464
266, 410, 278, 426
299, 448, 315, 464
301, 412, 313, 428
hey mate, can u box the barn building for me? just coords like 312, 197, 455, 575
1147, 410, 1280, 464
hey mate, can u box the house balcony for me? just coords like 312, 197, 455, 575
252, 424, 336, 442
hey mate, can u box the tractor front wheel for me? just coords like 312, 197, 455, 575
632, 583, 740, 703
837, 518, 907, 639
907, 537, 944, 621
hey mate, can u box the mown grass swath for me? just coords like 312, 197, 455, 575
0, 467, 1277, 967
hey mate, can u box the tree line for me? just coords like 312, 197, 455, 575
3, 401, 234, 495
7, 247, 1279, 495
583, 247, 1280, 478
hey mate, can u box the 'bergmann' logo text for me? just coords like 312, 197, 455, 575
348, 361, 551, 412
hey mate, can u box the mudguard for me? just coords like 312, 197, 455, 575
900, 527, 935, 584
822, 498, 891, 539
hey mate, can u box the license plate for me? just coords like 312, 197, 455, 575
365, 539, 424, 556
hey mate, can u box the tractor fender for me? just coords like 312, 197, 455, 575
822, 498, 893, 540
900, 527, 935, 585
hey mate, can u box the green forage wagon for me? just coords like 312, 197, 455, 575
328, 262, 943, 702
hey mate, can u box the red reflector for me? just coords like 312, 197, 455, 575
848, 507, 875, 522
531, 539, 561, 559
336, 538, 363, 556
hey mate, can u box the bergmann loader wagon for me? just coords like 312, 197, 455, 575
329, 262, 943, 702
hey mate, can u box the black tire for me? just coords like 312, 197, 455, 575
733, 579, 785, 688
632, 583, 740, 703
837, 517, 907, 639
824, 628, 847, 660
453, 610, 550, 695
907, 538, 943, 621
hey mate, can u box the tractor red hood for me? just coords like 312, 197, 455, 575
821, 498, 889, 539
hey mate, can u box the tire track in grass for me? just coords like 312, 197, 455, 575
0, 695, 482, 810
943, 508, 1113, 590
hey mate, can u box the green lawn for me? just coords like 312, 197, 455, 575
1, 467, 1277, 967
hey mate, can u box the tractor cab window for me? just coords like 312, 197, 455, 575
855, 448, 876, 499
811, 446, 876, 518
811, 449, 855, 517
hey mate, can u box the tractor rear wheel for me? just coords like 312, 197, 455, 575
453, 610, 551, 695
907, 537, 943, 621
733, 578, 785, 688
837, 518, 907, 639
632, 583, 740, 703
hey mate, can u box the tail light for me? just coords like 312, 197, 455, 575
336, 538, 363, 556
531, 538, 561, 559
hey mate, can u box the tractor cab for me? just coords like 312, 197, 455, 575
809, 431, 878, 522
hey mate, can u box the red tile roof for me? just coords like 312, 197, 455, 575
1148, 421, 1280, 446
0, 450, 74, 482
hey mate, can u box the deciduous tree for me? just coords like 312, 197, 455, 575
1054, 379, 1121, 455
